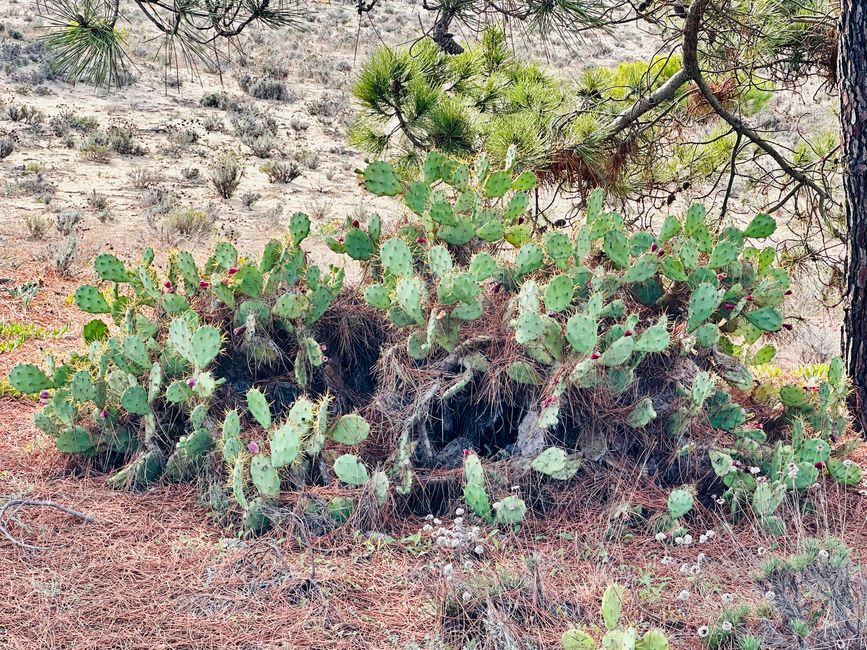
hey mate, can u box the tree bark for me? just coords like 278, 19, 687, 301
840, 0, 867, 431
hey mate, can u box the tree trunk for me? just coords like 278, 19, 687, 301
840, 0, 867, 431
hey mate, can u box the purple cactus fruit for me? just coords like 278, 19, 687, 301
782, 323, 793, 331
657, 249, 666, 257
227, 267, 238, 275
417, 237, 427, 244
164, 280, 173, 290
199, 280, 210, 288
815, 461, 826, 470
517, 217, 525, 225
724, 302, 735, 310
591, 351, 601, 360
39, 389, 51, 399
233, 326, 245, 336
100, 408, 108, 419
717, 273, 726, 281
337, 236, 344, 243
624, 329, 633, 337
746, 295, 754, 302
247, 441, 259, 454
186, 378, 196, 388
784, 289, 792, 296
651, 243, 658, 252
352, 219, 360, 228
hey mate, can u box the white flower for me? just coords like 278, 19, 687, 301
716, 497, 725, 505
697, 553, 706, 563
818, 549, 829, 560
683, 534, 693, 545
765, 590, 776, 601
699, 534, 708, 544
697, 626, 709, 638
661, 556, 673, 565
655, 532, 667, 542
706, 530, 716, 539
675, 536, 684, 545
493, 501, 503, 510
749, 466, 760, 475
680, 564, 691, 575
423, 524, 433, 532
436, 536, 447, 547
721, 593, 733, 604
462, 591, 471, 602
463, 560, 472, 569
455, 508, 465, 516
433, 518, 442, 525
511, 485, 520, 491
677, 590, 690, 601
425, 514, 434, 521
690, 564, 701, 576
721, 621, 733, 632
758, 547, 767, 556
474, 544, 484, 555
443, 563, 453, 576
454, 517, 464, 525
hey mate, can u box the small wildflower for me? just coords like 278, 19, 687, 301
462, 591, 471, 602
661, 556, 673, 565
511, 485, 520, 492
705, 530, 715, 539
765, 590, 776, 601
721, 621, 733, 632
758, 547, 767, 556
721, 593, 733, 604
697, 626, 709, 638
677, 590, 690, 601
423, 524, 433, 532
749, 466, 760, 475
697, 553, 706, 563
433, 518, 441, 526
818, 549, 829, 560
443, 563, 453, 576
655, 532, 667, 542
680, 563, 691, 575
699, 534, 708, 544
683, 534, 693, 545
675, 536, 684, 545
187, 378, 196, 388
690, 564, 701, 576
425, 514, 434, 521
39, 389, 51, 400
464, 561, 472, 569
455, 508, 465, 516
716, 497, 725, 505
474, 544, 484, 555
454, 517, 464, 525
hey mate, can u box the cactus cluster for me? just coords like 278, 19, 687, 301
8, 148, 863, 534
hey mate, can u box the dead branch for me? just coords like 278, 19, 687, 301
0, 497, 95, 551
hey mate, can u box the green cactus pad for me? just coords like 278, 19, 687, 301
330, 414, 370, 445
56, 426, 96, 455
667, 488, 693, 518
495, 495, 526, 525
469, 252, 498, 280
94, 253, 129, 282
191, 325, 221, 368
626, 397, 657, 427
247, 388, 272, 429
430, 199, 457, 226
363, 284, 392, 310
511, 170, 536, 191
404, 181, 429, 214
531, 447, 579, 480
251, 453, 281, 496
562, 629, 596, 650
437, 218, 475, 245
9, 363, 53, 393
543, 274, 574, 312
427, 245, 453, 278
381, 238, 413, 276
273, 292, 309, 319
344, 228, 375, 260
484, 170, 512, 197
687, 283, 720, 332
746, 306, 783, 332
121, 384, 149, 415
271, 422, 302, 468
566, 314, 598, 354
603, 231, 630, 268
743, 212, 776, 238
504, 191, 529, 219
395, 277, 425, 325
333, 453, 369, 485
476, 220, 505, 242
828, 459, 862, 485
363, 161, 402, 196
635, 316, 669, 353
622, 253, 659, 284
599, 336, 634, 367
74, 285, 111, 314
506, 361, 543, 385
515, 244, 543, 276
289, 211, 310, 246
708, 240, 739, 269
544, 232, 572, 269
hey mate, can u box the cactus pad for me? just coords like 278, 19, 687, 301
330, 414, 370, 445
9, 363, 53, 393
363, 161, 402, 196
333, 453, 369, 485
381, 238, 413, 276
74, 285, 111, 314
94, 254, 129, 282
